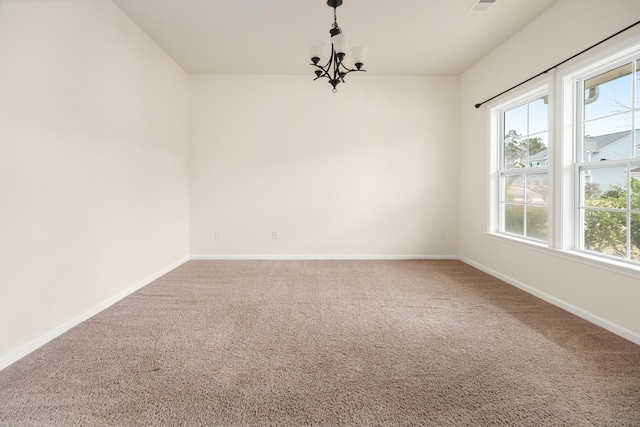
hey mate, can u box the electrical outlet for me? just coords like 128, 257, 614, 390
215, 231, 222, 240
439, 231, 446, 240
272, 231, 278, 240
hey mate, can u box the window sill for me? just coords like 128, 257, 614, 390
486, 232, 640, 279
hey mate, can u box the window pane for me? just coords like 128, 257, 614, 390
526, 206, 548, 240
584, 113, 632, 160
528, 97, 548, 134
527, 133, 548, 168
504, 175, 524, 201
583, 209, 627, 258
582, 166, 628, 208
504, 135, 527, 168
584, 63, 633, 121
526, 173, 548, 204
504, 204, 524, 236
503, 135, 548, 169
632, 213, 640, 262
504, 103, 527, 137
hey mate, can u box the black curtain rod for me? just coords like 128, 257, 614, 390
474, 19, 640, 109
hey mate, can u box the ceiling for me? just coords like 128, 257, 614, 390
112, 0, 560, 76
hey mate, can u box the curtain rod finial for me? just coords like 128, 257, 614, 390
475, 103, 481, 109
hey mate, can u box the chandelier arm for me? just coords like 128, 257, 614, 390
322, 48, 337, 83
339, 67, 367, 74
336, 55, 363, 74
336, 67, 366, 84
310, 64, 331, 80
324, 48, 335, 74
309, 53, 367, 83
309, 45, 334, 81
336, 57, 367, 74
332, 47, 343, 81
310, 48, 338, 80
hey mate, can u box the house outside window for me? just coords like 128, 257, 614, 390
496, 92, 549, 242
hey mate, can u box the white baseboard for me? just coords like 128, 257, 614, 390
460, 256, 640, 346
0, 256, 190, 372
190, 254, 461, 261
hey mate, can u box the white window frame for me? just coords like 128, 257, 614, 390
489, 84, 551, 244
568, 47, 640, 265
488, 35, 640, 276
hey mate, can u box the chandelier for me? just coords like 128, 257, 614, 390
307, 0, 367, 93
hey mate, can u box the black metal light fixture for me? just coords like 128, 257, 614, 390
307, 0, 367, 93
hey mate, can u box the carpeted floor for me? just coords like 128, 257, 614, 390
1, 260, 639, 426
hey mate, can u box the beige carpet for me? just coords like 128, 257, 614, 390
1, 260, 639, 426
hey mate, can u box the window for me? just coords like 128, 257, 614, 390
490, 39, 640, 269
575, 57, 640, 263
496, 92, 549, 242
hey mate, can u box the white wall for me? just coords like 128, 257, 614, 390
189, 75, 459, 258
459, 0, 640, 342
0, 0, 189, 367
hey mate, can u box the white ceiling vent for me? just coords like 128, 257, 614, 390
468, 0, 497, 13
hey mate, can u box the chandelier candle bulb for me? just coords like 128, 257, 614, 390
307, 40, 325, 64
332, 33, 348, 56
351, 46, 368, 69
